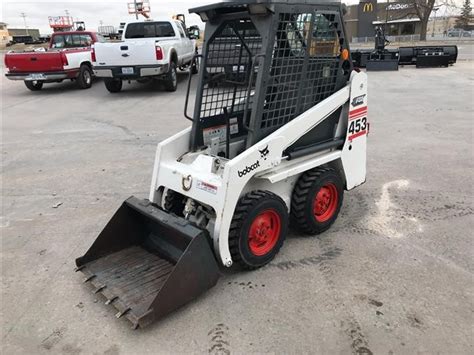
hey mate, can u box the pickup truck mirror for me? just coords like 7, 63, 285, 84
187, 28, 200, 40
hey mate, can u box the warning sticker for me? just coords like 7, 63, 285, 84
196, 180, 218, 195
203, 118, 239, 146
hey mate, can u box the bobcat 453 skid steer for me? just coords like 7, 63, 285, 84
76, 0, 368, 329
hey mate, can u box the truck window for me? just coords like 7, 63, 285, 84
51, 34, 93, 48
125, 22, 176, 38
96, 34, 107, 43
72, 34, 93, 47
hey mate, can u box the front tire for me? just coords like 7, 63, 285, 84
77, 64, 92, 89
229, 191, 288, 269
163, 189, 185, 217
291, 168, 344, 235
164, 62, 178, 92
191, 54, 199, 75
104, 78, 122, 93
24, 80, 43, 91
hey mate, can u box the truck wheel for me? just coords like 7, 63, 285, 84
229, 191, 288, 269
77, 64, 92, 89
291, 168, 344, 235
24, 80, 43, 91
163, 189, 185, 217
164, 62, 178, 92
191, 56, 199, 74
104, 78, 122, 93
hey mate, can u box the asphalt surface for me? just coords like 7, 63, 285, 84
1, 54, 473, 354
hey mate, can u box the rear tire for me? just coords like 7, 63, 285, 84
164, 62, 178, 92
229, 191, 288, 269
77, 64, 92, 89
291, 168, 344, 235
104, 78, 122, 93
24, 80, 43, 91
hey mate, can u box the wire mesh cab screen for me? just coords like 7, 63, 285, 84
193, 19, 262, 149
191, 4, 349, 152
258, 10, 346, 145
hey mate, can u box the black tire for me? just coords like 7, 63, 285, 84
163, 189, 185, 217
164, 62, 178, 92
191, 54, 199, 75
24, 80, 43, 91
104, 78, 122, 93
229, 190, 288, 269
77, 64, 92, 89
291, 167, 344, 235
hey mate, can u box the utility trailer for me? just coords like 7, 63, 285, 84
398, 45, 458, 68
76, 0, 368, 329
352, 27, 458, 70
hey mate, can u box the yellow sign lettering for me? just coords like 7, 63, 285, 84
363, 2, 374, 12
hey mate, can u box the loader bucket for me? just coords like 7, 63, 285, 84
75, 196, 220, 329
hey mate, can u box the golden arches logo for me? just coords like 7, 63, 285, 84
363, 2, 373, 12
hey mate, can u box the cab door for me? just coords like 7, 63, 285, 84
176, 21, 194, 64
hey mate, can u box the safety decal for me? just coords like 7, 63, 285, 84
196, 180, 218, 195
349, 106, 367, 121
202, 119, 239, 146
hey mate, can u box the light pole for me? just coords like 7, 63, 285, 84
134, 0, 139, 20
432, 7, 439, 37
20, 12, 29, 36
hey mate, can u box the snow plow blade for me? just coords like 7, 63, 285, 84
75, 196, 220, 329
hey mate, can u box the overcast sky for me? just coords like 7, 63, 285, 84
2, 0, 218, 34
2, 0, 461, 35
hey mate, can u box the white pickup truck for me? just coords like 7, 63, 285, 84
92, 19, 198, 93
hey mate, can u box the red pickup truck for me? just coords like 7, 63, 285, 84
4, 31, 104, 91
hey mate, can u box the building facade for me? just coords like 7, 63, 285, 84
0, 22, 12, 46
344, 0, 422, 41
8, 28, 41, 40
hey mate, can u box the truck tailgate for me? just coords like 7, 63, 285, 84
5, 51, 64, 72
94, 40, 159, 67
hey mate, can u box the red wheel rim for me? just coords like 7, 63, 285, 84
313, 183, 338, 223
248, 209, 281, 256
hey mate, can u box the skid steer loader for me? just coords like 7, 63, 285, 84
76, 0, 368, 329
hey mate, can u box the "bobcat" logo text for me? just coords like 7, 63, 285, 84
238, 161, 260, 177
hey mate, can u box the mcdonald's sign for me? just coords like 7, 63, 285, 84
363, 2, 374, 12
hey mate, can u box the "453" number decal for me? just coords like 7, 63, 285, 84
348, 117, 367, 140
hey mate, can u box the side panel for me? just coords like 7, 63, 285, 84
149, 127, 192, 203
65, 50, 92, 70
341, 72, 368, 189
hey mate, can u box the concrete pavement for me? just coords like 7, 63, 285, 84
1, 56, 473, 354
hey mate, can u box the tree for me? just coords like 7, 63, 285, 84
341, 3, 348, 16
455, 0, 472, 29
413, 0, 437, 40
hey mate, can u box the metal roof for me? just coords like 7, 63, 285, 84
189, 0, 341, 14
